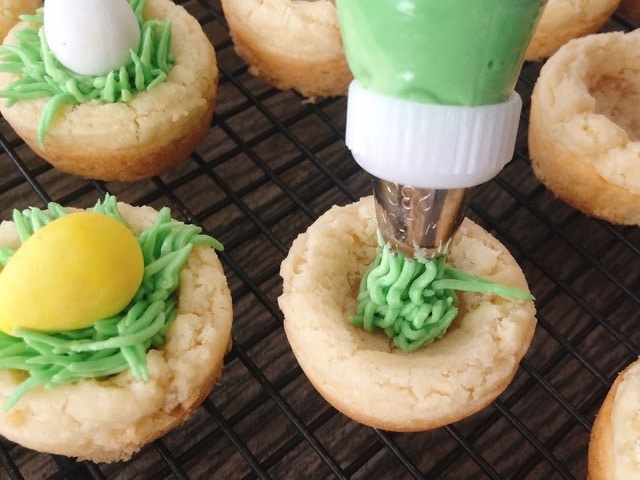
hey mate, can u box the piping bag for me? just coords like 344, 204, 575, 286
336, 0, 547, 258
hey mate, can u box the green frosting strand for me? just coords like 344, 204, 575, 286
350, 232, 534, 352
0, 0, 174, 147
0, 195, 223, 410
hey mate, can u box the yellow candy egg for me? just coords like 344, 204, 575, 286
0, 212, 144, 334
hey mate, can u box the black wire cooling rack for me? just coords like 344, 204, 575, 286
1, 2, 640, 479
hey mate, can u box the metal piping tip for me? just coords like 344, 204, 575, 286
373, 178, 471, 259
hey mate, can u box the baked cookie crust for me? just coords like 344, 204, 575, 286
589, 359, 640, 479
279, 197, 536, 431
221, 0, 351, 99
0, 0, 218, 181
529, 29, 640, 225
525, 0, 620, 61
0, 0, 40, 41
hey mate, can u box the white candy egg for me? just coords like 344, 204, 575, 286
44, 0, 141, 76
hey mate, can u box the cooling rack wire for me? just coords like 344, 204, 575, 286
0, 2, 639, 479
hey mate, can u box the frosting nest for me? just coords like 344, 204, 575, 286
0, 195, 222, 410
351, 231, 534, 351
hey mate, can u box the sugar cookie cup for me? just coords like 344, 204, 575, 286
528, 30, 640, 225
0, 203, 233, 463
278, 197, 536, 431
0, 0, 218, 182
524, 0, 620, 61
588, 359, 640, 479
221, 0, 351, 99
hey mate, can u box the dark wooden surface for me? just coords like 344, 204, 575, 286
0, 2, 639, 479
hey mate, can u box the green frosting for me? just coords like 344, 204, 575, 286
350, 232, 533, 352
336, 0, 547, 106
0, 0, 173, 147
0, 195, 222, 411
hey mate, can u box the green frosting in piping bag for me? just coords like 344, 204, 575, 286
0, 0, 173, 147
338, 1, 540, 349
336, 0, 547, 106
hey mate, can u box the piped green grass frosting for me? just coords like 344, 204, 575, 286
0, 0, 173, 147
351, 232, 533, 352
0, 195, 222, 411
